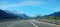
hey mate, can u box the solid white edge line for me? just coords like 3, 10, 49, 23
0, 21, 17, 24
30, 21, 38, 27
33, 20, 56, 26
7, 20, 23, 27
7, 22, 18, 27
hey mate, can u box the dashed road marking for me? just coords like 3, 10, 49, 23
30, 21, 38, 27
7, 20, 25, 27
7, 22, 19, 27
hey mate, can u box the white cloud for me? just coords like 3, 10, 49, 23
27, 14, 37, 17
0, 0, 56, 10
10, 10, 24, 14
0, 1, 43, 10
52, 7, 60, 12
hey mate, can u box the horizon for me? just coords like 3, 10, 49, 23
0, 0, 60, 17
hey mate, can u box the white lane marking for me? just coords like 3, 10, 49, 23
0, 22, 11, 24
7, 21, 24, 27
30, 21, 38, 27
0, 20, 21, 24
0, 22, 10, 24
0, 21, 17, 24
33, 20, 55, 26
7, 21, 20, 27
7, 23, 17, 27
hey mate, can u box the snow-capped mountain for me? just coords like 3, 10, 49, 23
4, 10, 29, 18
0, 9, 17, 19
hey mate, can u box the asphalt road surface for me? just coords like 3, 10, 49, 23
0, 20, 56, 27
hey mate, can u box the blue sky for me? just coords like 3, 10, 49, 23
0, 0, 60, 16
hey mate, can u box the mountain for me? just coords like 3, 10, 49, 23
34, 15, 41, 18
41, 11, 60, 19
0, 9, 17, 19
48, 12, 60, 17
4, 10, 19, 17
18, 14, 29, 18
4, 10, 29, 19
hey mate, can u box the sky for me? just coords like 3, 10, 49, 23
0, 0, 60, 17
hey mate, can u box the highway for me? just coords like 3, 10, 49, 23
0, 20, 56, 27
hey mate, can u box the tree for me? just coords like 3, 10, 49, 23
49, 16, 54, 20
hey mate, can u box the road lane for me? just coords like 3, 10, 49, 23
0, 20, 56, 27
30, 21, 38, 27
0, 20, 18, 27
0, 20, 26, 27
9, 20, 35, 27
30, 20, 56, 27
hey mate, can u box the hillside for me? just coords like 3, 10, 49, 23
0, 9, 30, 20
0, 9, 17, 19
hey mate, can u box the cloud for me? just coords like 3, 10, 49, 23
27, 14, 37, 17
51, 7, 60, 12
0, 1, 44, 10
0, 0, 60, 10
